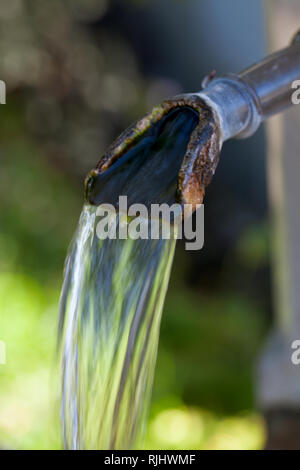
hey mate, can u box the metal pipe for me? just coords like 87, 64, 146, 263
197, 32, 300, 141
85, 31, 300, 207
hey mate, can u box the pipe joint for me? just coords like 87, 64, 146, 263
197, 75, 262, 141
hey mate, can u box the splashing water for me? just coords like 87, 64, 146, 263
58, 109, 199, 449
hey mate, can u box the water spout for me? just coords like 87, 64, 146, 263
85, 96, 221, 209
85, 32, 300, 213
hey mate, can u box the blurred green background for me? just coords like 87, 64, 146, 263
0, 0, 271, 449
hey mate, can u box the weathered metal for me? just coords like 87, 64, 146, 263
85, 95, 221, 208
85, 30, 300, 212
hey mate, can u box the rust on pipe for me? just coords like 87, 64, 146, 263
85, 94, 221, 208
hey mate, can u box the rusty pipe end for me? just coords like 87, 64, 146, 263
84, 94, 222, 209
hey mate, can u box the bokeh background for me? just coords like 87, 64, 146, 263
0, 0, 276, 449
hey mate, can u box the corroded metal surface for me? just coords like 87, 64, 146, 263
85, 94, 221, 207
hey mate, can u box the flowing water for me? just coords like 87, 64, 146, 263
58, 109, 198, 450
59, 208, 177, 449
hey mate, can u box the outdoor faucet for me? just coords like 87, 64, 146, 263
85, 32, 300, 208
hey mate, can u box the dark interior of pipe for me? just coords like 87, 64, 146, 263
86, 107, 199, 209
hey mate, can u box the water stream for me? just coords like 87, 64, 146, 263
58, 108, 198, 449
59, 208, 176, 449
60, 206, 176, 449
